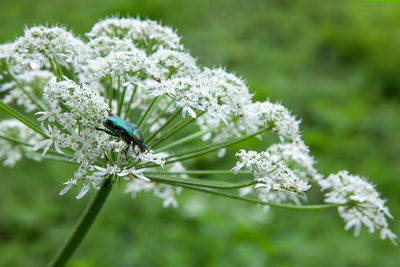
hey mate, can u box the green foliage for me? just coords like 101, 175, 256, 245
1, 0, 399, 266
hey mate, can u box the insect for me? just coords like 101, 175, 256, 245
96, 110, 147, 157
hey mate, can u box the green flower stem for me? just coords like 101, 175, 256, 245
116, 76, 121, 113
117, 83, 127, 116
155, 126, 219, 152
159, 181, 344, 211
8, 71, 47, 111
137, 96, 159, 128
49, 178, 113, 267
53, 58, 65, 79
68, 63, 78, 82
108, 76, 113, 110
123, 85, 137, 120
0, 134, 74, 159
145, 127, 270, 169
48, 58, 62, 81
43, 154, 79, 164
141, 100, 174, 136
145, 170, 252, 175
165, 127, 271, 164
149, 111, 206, 148
0, 100, 45, 137
145, 107, 182, 144
147, 175, 256, 189
0, 134, 35, 147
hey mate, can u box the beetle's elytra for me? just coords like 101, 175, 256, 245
96, 110, 147, 156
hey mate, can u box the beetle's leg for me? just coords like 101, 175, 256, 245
125, 141, 131, 158
132, 144, 139, 156
95, 127, 118, 137
131, 136, 143, 155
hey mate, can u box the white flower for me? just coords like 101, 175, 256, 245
118, 167, 150, 181
137, 151, 168, 167
93, 165, 121, 177
32, 123, 65, 156
149, 48, 199, 78
319, 171, 396, 244
59, 178, 77, 195
76, 176, 103, 199
266, 141, 323, 181
0, 119, 41, 167
9, 26, 87, 73
86, 17, 183, 52
232, 149, 311, 204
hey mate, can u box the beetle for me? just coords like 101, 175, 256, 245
96, 110, 147, 157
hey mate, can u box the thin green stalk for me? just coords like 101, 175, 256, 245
124, 85, 137, 119
116, 76, 121, 114
108, 76, 113, 110
53, 58, 64, 79
155, 126, 218, 152
137, 96, 159, 128
141, 100, 173, 136
145, 170, 252, 175
145, 107, 182, 144
147, 175, 256, 189
0, 100, 45, 137
149, 111, 205, 148
117, 83, 127, 116
43, 155, 79, 164
48, 58, 62, 81
158, 181, 344, 211
0, 134, 34, 147
49, 178, 113, 267
68, 63, 78, 82
0, 134, 74, 159
8, 71, 47, 111
164, 127, 271, 165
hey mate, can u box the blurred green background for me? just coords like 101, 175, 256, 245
1, 0, 399, 266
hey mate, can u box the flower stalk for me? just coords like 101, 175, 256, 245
49, 178, 113, 267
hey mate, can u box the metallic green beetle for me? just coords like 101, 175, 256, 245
96, 110, 147, 156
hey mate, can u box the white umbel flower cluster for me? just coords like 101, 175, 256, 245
0, 17, 395, 242
10, 26, 87, 72
318, 171, 397, 244
0, 119, 41, 167
232, 149, 311, 201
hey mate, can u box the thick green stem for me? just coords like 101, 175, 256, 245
0, 100, 45, 137
49, 178, 113, 267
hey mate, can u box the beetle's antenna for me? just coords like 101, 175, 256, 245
106, 109, 112, 116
